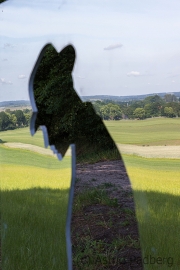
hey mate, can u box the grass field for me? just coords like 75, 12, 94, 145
122, 155, 180, 269
0, 128, 45, 147
1, 118, 180, 269
104, 118, 180, 269
104, 118, 180, 145
1, 130, 72, 270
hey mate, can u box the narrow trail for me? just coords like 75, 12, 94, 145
2, 142, 71, 156
2, 142, 180, 159
117, 144, 180, 159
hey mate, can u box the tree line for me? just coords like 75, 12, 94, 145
92, 94, 180, 120
0, 109, 31, 131
1, 93, 179, 132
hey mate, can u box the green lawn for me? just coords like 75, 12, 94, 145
122, 154, 180, 269
0, 144, 70, 169
105, 118, 180, 269
0, 127, 45, 147
0, 129, 72, 270
1, 119, 180, 269
104, 118, 180, 145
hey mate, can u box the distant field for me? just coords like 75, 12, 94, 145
0, 106, 31, 112
104, 118, 180, 145
1, 118, 179, 148
0, 127, 46, 147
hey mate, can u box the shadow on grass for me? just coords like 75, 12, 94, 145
133, 189, 180, 269
1, 187, 70, 270
0, 139, 7, 143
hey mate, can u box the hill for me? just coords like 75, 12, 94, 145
81, 92, 180, 102
1, 91, 180, 108
0, 100, 31, 108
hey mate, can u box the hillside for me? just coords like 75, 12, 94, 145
82, 92, 180, 102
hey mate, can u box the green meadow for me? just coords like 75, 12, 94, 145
122, 155, 180, 269
1, 118, 180, 269
0, 128, 45, 147
104, 117, 180, 145
105, 118, 180, 269
0, 130, 71, 270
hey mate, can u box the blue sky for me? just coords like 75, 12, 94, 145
0, 0, 180, 101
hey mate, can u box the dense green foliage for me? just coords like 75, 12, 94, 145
33, 44, 120, 161
0, 109, 31, 131
92, 94, 180, 120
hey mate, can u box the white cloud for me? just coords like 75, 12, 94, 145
172, 80, 175, 83
18, 74, 26, 79
0, 78, 12, 84
127, 71, 140, 77
0, 78, 5, 83
104, 43, 123, 50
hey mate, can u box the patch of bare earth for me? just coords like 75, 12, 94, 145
117, 144, 180, 159
3, 142, 180, 159
3, 143, 71, 156
71, 160, 143, 270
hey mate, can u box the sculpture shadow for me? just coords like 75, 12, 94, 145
32, 44, 121, 164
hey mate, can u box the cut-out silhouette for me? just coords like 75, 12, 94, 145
33, 44, 121, 163
30, 44, 142, 269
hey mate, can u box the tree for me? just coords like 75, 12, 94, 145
133, 108, 146, 119
23, 108, 31, 114
92, 101, 104, 118
144, 104, 152, 118
164, 107, 175, 118
24, 113, 31, 126
6, 113, 17, 129
100, 103, 122, 120
14, 110, 26, 127
123, 106, 135, 119
144, 95, 164, 104
143, 95, 164, 117
164, 94, 177, 103
0, 111, 11, 130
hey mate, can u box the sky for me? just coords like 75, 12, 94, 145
0, 0, 180, 101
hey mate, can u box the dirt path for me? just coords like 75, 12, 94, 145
117, 144, 180, 159
3, 142, 180, 159
72, 159, 143, 269
3, 142, 71, 156
76, 160, 132, 192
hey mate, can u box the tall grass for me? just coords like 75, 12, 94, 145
122, 154, 180, 270
1, 118, 180, 269
1, 144, 72, 269
104, 118, 180, 269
